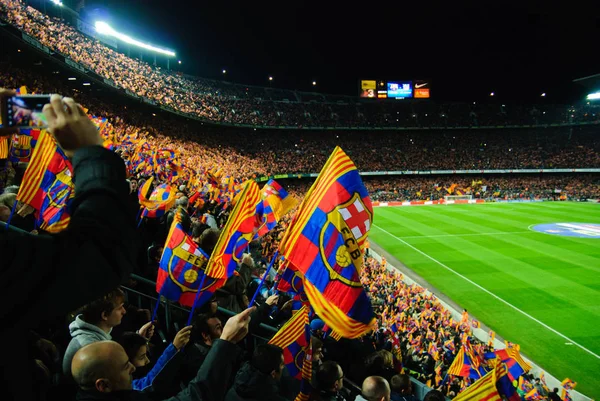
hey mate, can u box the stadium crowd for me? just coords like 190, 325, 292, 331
2, 0, 600, 129
0, 2, 595, 401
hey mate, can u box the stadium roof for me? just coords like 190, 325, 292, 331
573, 73, 600, 90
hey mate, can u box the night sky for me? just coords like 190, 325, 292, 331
74, 0, 599, 102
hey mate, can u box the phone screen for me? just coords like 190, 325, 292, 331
6, 95, 50, 128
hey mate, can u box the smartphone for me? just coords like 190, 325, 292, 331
2, 95, 51, 128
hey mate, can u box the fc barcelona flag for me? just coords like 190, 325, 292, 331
138, 177, 177, 218
9, 129, 41, 163
255, 179, 297, 238
277, 261, 305, 294
17, 130, 73, 232
268, 305, 310, 380
279, 146, 375, 338
196, 180, 262, 307
156, 208, 211, 306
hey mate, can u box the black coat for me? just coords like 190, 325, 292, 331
76, 339, 241, 401
0, 147, 141, 401
224, 362, 289, 401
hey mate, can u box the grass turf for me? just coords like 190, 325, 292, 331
369, 202, 600, 398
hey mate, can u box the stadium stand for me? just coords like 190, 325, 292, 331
0, 1, 597, 401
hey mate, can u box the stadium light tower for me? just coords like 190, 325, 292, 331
94, 22, 176, 57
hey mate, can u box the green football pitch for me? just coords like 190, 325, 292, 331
369, 202, 600, 398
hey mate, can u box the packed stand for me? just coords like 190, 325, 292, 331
1, 0, 600, 129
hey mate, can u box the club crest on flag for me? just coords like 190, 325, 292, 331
321, 192, 372, 287
46, 167, 73, 208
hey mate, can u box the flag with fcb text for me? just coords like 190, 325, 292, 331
279, 146, 375, 338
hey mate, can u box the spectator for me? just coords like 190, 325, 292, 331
423, 390, 445, 401
225, 343, 287, 401
390, 374, 418, 401
216, 253, 254, 313
62, 288, 154, 377
71, 307, 254, 401
0, 92, 140, 401
312, 361, 346, 401
117, 325, 191, 391
548, 388, 562, 401
359, 376, 391, 401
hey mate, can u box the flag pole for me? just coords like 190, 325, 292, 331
4, 200, 18, 231
151, 290, 162, 323
248, 250, 278, 308
186, 272, 208, 326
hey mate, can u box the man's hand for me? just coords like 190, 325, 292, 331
265, 294, 279, 306
173, 326, 192, 351
0, 88, 18, 135
43, 94, 102, 157
220, 306, 255, 344
138, 321, 155, 340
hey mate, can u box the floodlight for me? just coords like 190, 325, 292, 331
586, 92, 600, 100
541, 93, 546, 97
489, 92, 494, 96
51, 0, 63, 6
94, 21, 175, 57
312, 81, 316, 86
269, 76, 273, 81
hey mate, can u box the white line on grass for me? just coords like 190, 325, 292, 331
373, 223, 600, 360
399, 231, 532, 239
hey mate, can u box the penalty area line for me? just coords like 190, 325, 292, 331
372, 223, 600, 360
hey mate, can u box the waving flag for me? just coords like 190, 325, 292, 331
17, 129, 74, 232
268, 305, 310, 380
447, 343, 486, 379
254, 179, 296, 239
0, 136, 8, 159
453, 367, 501, 401
484, 344, 531, 382
192, 181, 261, 307
279, 147, 375, 338
156, 208, 211, 306
138, 177, 177, 218
277, 261, 305, 294
496, 363, 521, 401
9, 129, 41, 163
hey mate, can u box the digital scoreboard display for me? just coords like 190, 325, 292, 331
387, 82, 413, 98
359, 79, 431, 99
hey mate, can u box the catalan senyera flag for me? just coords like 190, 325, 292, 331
17, 130, 74, 232
138, 177, 177, 218
156, 207, 211, 307
0, 136, 8, 159
452, 366, 501, 401
196, 180, 262, 307
279, 147, 375, 338
268, 305, 310, 380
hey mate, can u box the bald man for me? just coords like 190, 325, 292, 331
360, 376, 391, 401
72, 307, 254, 401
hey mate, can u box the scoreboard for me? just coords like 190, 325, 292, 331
359, 79, 430, 99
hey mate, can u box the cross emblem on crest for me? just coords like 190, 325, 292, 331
337, 197, 371, 240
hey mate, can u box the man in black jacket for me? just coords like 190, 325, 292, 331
0, 91, 141, 400
72, 307, 255, 401
225, 343, 289, 401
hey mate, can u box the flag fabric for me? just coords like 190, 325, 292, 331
255, 179, 297, 238
138, 177, 177, 218
277, 262, 305, 294
0, 136, 8, 159
9, 129, 41, 163
489, 346, 531, 382
496, 363, 521, 401
488, 330, 495, 347
156, 208, 211, 306
15, 85, 27, 95
195, 180, 262, 308
279, 146, 375, 338
268, 305, 310, 380
452, 367, 501, 401
16, 129, 74, 232
472, 319, 481, 329
525, 389, 541, 400
447, 343, 486, 379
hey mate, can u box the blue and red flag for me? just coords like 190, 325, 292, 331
268, 305, 310, 380
17, 130, 73, 232
156, 208, 211, 307
254, 180, 296, 239
279, 146, 375, 338
9, 128, 41, 163
138, 177, 177, 218
484, 345, 531, 382
447, 343, 487, 379
193, 180, 262, 307
496, 363, 521, 401
276, 261, 305, 294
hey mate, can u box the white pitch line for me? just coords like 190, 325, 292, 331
372, 223, 600, 360
398, 231, 532, 239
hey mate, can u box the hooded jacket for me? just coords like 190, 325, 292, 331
225, 362, 289, 401
63, 315, 112, 376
